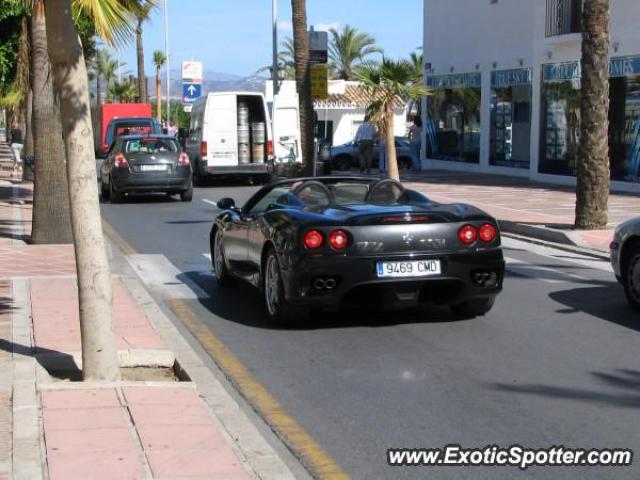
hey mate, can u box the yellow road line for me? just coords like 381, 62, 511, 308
102, 219, 137, 256
169, 299, 350, 480
102, 219, 349, 479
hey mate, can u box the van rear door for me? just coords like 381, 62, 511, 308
204, 94, 237, 167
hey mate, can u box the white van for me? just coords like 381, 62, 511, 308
186, 92, 273, 184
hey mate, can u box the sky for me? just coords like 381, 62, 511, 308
110, 0, 423, 78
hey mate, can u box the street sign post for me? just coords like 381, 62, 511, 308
181, 61, 203, 107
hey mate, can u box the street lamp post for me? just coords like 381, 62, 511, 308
164, 0, 171, 126
272, 0, 278, 163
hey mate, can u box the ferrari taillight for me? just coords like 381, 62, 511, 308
329, 230, 349, 251
178, 152, 190, 167
304, 230, 323, 249
458, 225, 478, 245
114, 153, 130, 170
479, 224, 497, 243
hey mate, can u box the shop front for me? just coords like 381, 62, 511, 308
540, 56, 640, 182
490, 69, 532, 169
425, 72, 482, 164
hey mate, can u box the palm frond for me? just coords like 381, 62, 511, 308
72, 0, 136, 47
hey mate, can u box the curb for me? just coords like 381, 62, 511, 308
499, 220, 610, 255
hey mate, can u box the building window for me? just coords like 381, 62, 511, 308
540, 80, 581, 176
540, 56, 640, 182
490, 69, 532, 169
545, 0, 581, 37
425, 73, 482, 164
316, 120, 334, 145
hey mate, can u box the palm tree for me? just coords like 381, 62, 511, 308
107, 79, 137, 103
30, 0, 73, 244
257, 37, 296, 80
44, 0, 136, 381
133, 0, 155, 102
575, 0, 610, 229
95, 49, 114, 105
328, 25, 382, 80
153, 50, 165, 121
291, 0, 314, 173
359, 59, 430, 182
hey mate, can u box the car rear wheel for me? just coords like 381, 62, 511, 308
109, 179, 125, 204
623, 249, 640, 311
451, 297, 495, 319
263, 248, 308, 326
212, 228, 231, 287
180, 182, 194, 202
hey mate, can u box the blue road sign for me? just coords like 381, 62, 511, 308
182, 82, 202, 104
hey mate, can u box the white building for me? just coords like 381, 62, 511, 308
422, 0, 640, 192
267, 80, 409, 148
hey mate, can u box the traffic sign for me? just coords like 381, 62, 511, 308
182, 82, 202, 104
309, 30, 328, 64
182, 61, 203, 83
311, 64, 329, 99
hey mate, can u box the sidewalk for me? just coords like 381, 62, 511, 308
0, 146, 293, 479
401, 169, 639, 253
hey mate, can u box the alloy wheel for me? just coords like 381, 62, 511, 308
627, 254, 640, 303
264, 254, 280, 316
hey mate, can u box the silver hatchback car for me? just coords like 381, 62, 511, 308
610, 218, 640, 311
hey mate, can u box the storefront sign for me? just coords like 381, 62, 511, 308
544, 56, 640, 82
491, 68, 532, 87
426, 72, 481, 89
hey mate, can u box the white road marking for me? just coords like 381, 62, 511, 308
502, 236, 613, 274
504, 256, 590, 284
202, 199, 218, 207
126, 254, 210, 300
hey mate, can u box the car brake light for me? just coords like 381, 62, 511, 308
178, 152, 190, 167
479, 224, 497, 243
114, 153, 130, 170
200, 141, 208, 158
329, 230, 349, 251
267, 140, 273, 156
304, 230, 323, 249
458, 225, 478, 245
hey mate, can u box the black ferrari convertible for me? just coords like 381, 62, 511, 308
210, 177, 504, 323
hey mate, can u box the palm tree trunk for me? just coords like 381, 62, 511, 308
30, 0, 73, 245
575, 0, 610, 229
385, 105, 399, 181
156, 69, 162, 121
24, 89, 34, 160
291, 0, 314, 174
45, 0, 120, 381
136, 20, 147, 103
96, 72, 101, 106
16, 16, 30, 143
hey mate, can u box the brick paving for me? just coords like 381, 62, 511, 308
0, 281, 11, 480
403, 170, 640, 251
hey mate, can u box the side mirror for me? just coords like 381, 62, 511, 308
217, 198, 236, 210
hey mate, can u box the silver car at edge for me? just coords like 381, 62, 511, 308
610, 217, 640, 311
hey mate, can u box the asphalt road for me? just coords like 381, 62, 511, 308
101, 183, 640, 480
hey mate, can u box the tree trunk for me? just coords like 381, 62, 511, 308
24, 89, 34, 160
575, 0, 610, 229
45, 0, 120, 381
15, 16, 30, 141
385, 105, 399, 181
136, 20, 147, 103
291, 0, 314, 174
96, 72, 101, 106
30, 0, 73, 245
156, 70, 162, 121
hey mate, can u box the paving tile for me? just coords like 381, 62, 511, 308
145, 447, 250, 479
127, 404, 212, 427
41, 389, 120, 409
123, 387, 202, 407
44, 427, 135, 454
47, 450, 146, 480
136, 425, 226, 450
44, 407, 127, 431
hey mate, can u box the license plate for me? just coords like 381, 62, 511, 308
140, 165, 167, 172
377, 260, 441, 278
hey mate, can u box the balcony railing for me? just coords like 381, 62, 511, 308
546, 0, 582, 37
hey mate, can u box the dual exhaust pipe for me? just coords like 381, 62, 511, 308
313, 278, 337, 291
